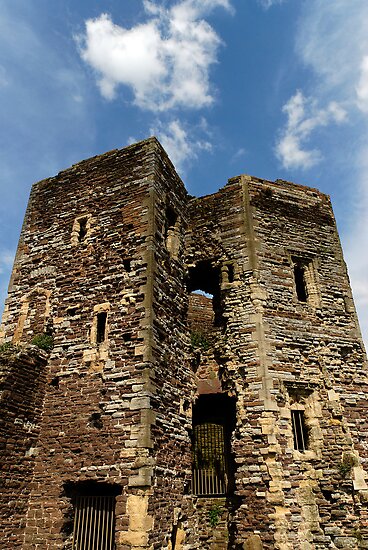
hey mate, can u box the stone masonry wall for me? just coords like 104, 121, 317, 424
247, 176, 368, 549
0, 139, 182, 549
0, 347, 48, 548
145, 144, 194, 549
184, 179, 276, 549
182, 175, 368, 549
1, 138, 368, 549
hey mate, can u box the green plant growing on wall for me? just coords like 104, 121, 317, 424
339, 462, 352, 478
338, 453, 356, 478
208, 504, 223, 527
31, 333, 54, 352
190, 330, 210, 351
0, 342, 19, 354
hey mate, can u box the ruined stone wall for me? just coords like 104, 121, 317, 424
1, 138, 368, 549
145, 146, 194, 549
246, 176, 368, 549
0, 139, 184, 549
183, 175, 368, 549
184, 179, 276, 549
188, 293, 214, 336
0, 347, 48, 548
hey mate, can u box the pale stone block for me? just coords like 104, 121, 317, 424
243, 534, 263, 550
120, 531, 148, 546
353, 465, 368, 490
130, 397, 150, 410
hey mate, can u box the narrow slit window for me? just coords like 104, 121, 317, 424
96, 312, 107, 344
123, 259, 132, 272
294, 263, 307, 302
164, 206, 180, 257
78, 217, 88, 243
165, 206, 178, 239
291, 410, 309, 451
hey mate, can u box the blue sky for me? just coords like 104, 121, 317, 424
1, 0, 368, 344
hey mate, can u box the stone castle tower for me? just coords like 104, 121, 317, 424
1, 137, 368, 549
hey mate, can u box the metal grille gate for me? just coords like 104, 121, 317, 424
291, 410, 308, 451
192, 422, 227, 495
72, 495, 116, 550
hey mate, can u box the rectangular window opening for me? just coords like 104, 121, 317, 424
293, 262, 307, 302
227, 264, 235, 283
72, 495, 115, 549
291, 410, 309, 451
96, 312, 107, 344
187, 260, 224, 327
78, 217, 88, 243
123, 259, 132, 272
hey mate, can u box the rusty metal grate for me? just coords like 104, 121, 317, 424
291, 410, 309, 451
72, 495, 116, 550
192, 422, 227, 495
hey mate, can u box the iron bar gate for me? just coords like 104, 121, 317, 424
192, 422, 228, 496
72, 495, 116, 550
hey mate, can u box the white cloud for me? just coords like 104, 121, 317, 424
276, 90, 347, 170
285, 0, 368, 345
257, 0, 285, 9
231, 147, 246, 163
78, 0, 232, 111
278, 0, 368, 172
356, 56, 368, 114
0, 249, 14, 276
0, 249, 14, 317
150, 118, 212, 172
296, 1, 368, 111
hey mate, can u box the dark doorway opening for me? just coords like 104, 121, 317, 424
192, 394, 236, 496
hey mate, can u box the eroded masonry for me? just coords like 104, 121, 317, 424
1, 137, 368, 549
